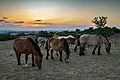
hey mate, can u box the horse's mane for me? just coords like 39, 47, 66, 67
61, 38, 70, 55
96, 34, 110, 44
27, 37, 43, 57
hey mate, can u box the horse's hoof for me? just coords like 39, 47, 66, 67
82, 53, 85, 55
66, 61, 69, 63
18, 63, 21, 65
65, 60, 69, 63
74, 49, 77, 52
25, 64, 28, 68
79, 54, 82, 56
60, 59, 63, 62
32, 64, 35, 67
65, 58, 69, 63
51, 57, 54, 60
92, 53, 95, 55
98, 54, 102, 55
46, 57, 48, 60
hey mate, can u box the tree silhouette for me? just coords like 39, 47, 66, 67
92, 16, 108, 28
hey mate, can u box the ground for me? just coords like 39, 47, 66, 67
0, 34, 120, 80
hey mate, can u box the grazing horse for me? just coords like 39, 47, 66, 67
13, 37, 43, 69
76, 34, 111, 56
45, 38, 70, 63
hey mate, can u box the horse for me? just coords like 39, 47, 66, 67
13, 37, 43, 69
37, 37, 47, 47
67, 37, 76, 47
75, 34, 111, 56
45, 38, 70, 63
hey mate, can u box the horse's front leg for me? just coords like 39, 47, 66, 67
46, 49, 49, 60
32, 54, 35, 67
79, 47, 82, 56
98, 46, 101, 55
50, 49, 54, 59
92, 45, 98, 55
16, 53, 21, 65
59, 51, 63, 62
79, 47, 85, 56
74, 45, 77, 52
25, 54, 29, 67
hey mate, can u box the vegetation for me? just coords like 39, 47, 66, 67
0, 34, 17, 41
92, 16, 108, 28
36, 27, 120, 37
0, 26, 120, 41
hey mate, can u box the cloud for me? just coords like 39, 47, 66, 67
32, 22, 53, 25
0, 19, 5, 22
2, 17, 8, 19
35, 20, 42, 21
14, 21, 24, 23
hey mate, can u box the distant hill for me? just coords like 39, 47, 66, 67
0, 30, 12, 34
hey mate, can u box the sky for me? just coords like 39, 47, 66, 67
0, 0, 120, 31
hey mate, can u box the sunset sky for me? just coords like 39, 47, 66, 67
0, 0, 120, 30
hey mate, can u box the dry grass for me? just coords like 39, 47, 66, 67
0, 34, 120, 80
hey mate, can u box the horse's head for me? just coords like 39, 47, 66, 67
62, 38, 70, 63
65, 50, 70, 63
106, 42, 111, 54
35, 54, 43, 69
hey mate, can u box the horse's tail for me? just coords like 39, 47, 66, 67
62, 38, 70, 55
76, 35, 80, 46
13, 44, 17, 53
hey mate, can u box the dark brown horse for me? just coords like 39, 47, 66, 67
13, 37, 43, 69
45, 38, 70, 63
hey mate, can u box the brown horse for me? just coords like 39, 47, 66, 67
75, 34, 111, 56
45, 38, 70, 63
13, 37, 43, 69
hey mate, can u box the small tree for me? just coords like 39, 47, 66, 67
75, 29, 80, 32
92, 16, 108, 28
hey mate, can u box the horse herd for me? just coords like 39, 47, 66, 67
13, 34, 111, 69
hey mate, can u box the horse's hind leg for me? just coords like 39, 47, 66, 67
74, 45, 77, 52
79, 47, 84, 56
25, 54, 28, 67
59, 51, 63, 62
16, 53, 21, 65
92, 45, 98, 55
98, 46, 101, 55
50, 49, 54, 59
56, 51, 59, 56
32, 54, 35, 67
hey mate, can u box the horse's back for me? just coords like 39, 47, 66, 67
48, 38, 64, 51
13, 37, 32, 53
80, 34, 104, 46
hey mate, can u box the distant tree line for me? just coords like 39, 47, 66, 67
0, 34, 17, 41
0, 26, 120, 41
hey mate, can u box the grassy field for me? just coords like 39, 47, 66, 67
0, 34, 120, 80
